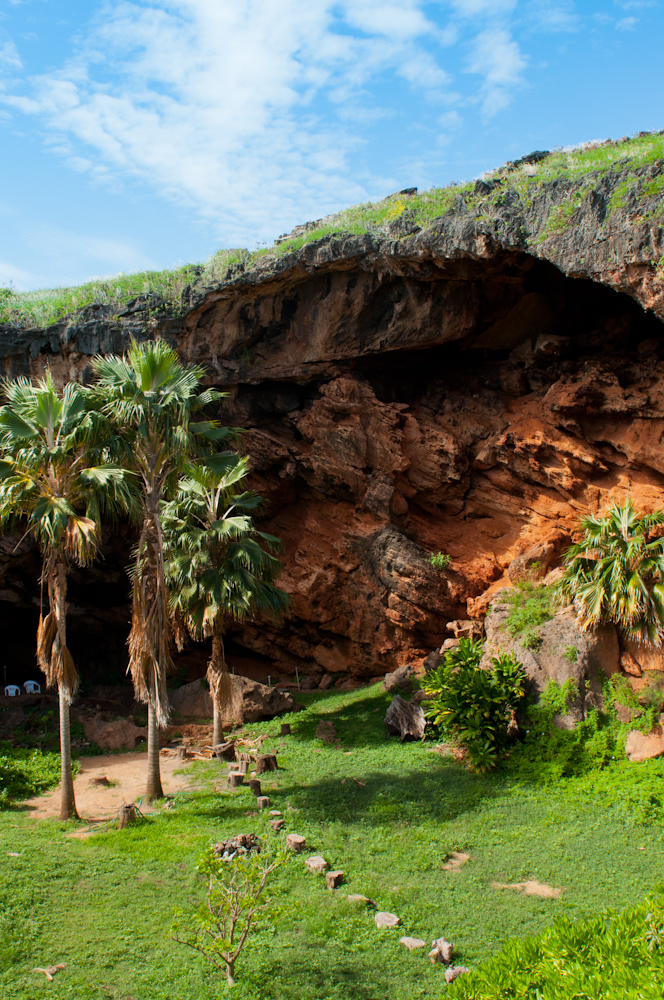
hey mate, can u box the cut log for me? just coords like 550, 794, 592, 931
280, 723, 292, 735
256, 753, 278, 774
248, 779, 262, 796
269, 818, 285, 832
228, 772, 244, 787
256, 796, 271, 809
176, 747, 190, 760
326, 870, 344, 889
236, 760, 249, 775
384, 695, 426, 741
305, 855, 329, 873
286, 834, 306, 852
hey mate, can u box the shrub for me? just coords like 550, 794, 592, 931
446, 889, 664, 999
429, 551, 452, 571
424, 640, 526, 772
0, 746, 64, 805
502, 580, 554, 649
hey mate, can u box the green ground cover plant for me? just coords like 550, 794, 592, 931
502, 580, 555, 649
2, 132, 662, 330
4, 684, 664, 998
429, 551, 452, 571
0, 746, 64, 804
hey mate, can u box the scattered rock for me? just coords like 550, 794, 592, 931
384, 695, 425, 740
445, 966, 471, 984
315, 720, 338, 743
286, 834, 306, 852
169, 675, 300, 723
82, 714, 147, 752
325, 870, 344, 889
336, 678, 362, 691
423, 649, 444, 672
212, 834, 261, 860
383, 663, 414, 693
625, 727, 664, 762
318, 674, 334, 690
446, 620, 484, 640
429, 937, 454, 964
347, 893, 374, 906
305, 855, 329, 873
269, 809, 282, 817
375, 911, 400, 929
400, 936, 426, 951
442, 851, 470, 871
491, 880, 563, 898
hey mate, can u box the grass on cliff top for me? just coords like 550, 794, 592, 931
3, 683, 664, 1000
2, 130, 663, 331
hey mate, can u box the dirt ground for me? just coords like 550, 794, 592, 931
23, 752, 200, 822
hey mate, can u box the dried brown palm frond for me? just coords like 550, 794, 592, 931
56, 645, 79, 703
127, 540, 173, 728
36, 613, 57, 672
207, 660, 233, 714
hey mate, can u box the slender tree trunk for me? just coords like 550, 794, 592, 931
58, 684, 78, 821
145, 700, 164, 802
53, 564, 78, 821
211, 633, 226, 746
213, 701, 224, 748
226, 960, 235, 987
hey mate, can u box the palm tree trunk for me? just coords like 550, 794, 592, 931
58, 684, 78, 821
213, 700, 224, 747
53, 564, 78, 821
145, 701, 164, 802
209, 630, 232, 745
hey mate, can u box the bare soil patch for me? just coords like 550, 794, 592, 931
23, 752, 200, 821
491, 880, 563, 898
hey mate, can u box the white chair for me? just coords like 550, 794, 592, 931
23, 680, 41, 694
4, 685, 20, 697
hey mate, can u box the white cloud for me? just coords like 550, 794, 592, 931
466, 27, 527, 115
0, 258, 39, 290
616, 15, 638, 28
0, 34, 22, 71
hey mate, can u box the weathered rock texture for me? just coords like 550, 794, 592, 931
169, 676, 298, 723
3, 156, 664, 683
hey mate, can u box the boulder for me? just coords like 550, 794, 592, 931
483, 598, 619, 722
82, 714, 147, 752
385, 695, 426, 740
445, 967, 471, 984
375, 911, 400, 929
620, 650, 643, 677
620, 638, 664, 674
400, 937, 426, 950
429, 937, 454, 964
446, 620, 484, 640
169, 676, 300, 724
625, 727, 664, 762
318, 674, 334, 690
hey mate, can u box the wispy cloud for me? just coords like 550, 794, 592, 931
466, 27, 527, 115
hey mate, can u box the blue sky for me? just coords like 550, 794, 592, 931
0, 0, 662, 291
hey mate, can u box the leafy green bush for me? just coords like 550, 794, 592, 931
507, 680, 620, 783
502, 580, 554, 649
424, 640, 526, 772
447, 889, 664, 999
429, 551, 452, 570
0, 746, 65, 805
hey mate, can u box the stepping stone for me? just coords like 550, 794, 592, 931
269, 818, 285, 832
445, 966, 471, 984
375, 912, 400, 929
400, 937, 426, 951
286, 834, 306, 852
305, 855, 329, 874
429, 938, 454, 964
347, 894, 374, 907
256, 796, 271, 810
269, 810, 282, 817
325, 870, 344, 889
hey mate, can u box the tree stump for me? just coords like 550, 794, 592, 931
236, 760, 249, 775
280, 723, 291, 736
228, 772, 244, 787
286, 833, 306, 852
384, 695, 426, 741
248, 779, 262, 796
118, 803, 136, 829
269, 818, 285, 832
256, 753, 278, 774
176, 747, 190, 760
326, 870, 344, 889
214, 741, 237, 762
256, 796, 271, 810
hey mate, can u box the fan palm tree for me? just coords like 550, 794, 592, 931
91, 339, 229, 800
163, 456, 289, 745
0, 373, 133, 819
558, 498, 664, 645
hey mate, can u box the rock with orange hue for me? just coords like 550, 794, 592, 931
625, 727, 664, 762
82, 714, 147, 752
620, 651, 643, 677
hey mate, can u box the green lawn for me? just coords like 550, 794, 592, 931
2, 683, 663, 999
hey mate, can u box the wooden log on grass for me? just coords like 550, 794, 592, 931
248, 779, 262, 796
228, 772, 244, 788
384, 695, 425, 741
214, 741, 237, 762
280, 723, 291, 736
256, 753, 278, 774
256, 796, 271, 809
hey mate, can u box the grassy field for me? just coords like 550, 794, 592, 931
2, 682, 664, 1000
1, 131, 663, 331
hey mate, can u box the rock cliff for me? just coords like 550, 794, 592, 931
2, 136, 664, 684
